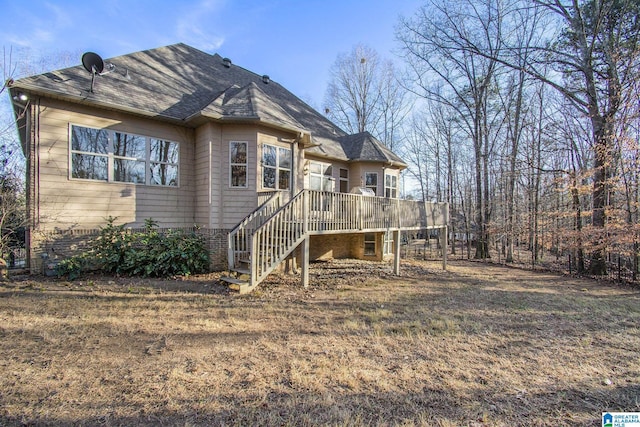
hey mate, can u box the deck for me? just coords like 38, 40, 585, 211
225, 190, 448, 293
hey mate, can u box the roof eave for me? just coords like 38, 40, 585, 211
10, 81, 188, 125
196, 112, 311, 143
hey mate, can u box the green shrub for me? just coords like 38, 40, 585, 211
57, 217, 210, 279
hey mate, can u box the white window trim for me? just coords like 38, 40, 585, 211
308, 160, 334, 192
69, 124, 179, 187
229, 141, 249, 188
385, 173, 398, 199
261, 143, 291, 191
365, 172, 378, 195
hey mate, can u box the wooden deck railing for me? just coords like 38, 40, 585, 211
227, 192, 283, 270
304, 191, 447, 233
229, 190, 448, 288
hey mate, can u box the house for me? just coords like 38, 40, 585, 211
8, 43, 448, 292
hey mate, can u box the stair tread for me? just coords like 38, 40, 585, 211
220, 276, 249, 285
232, 268, 251, 275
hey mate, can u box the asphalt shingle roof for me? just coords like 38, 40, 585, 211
11, 43, 405, 167
340, 131, 406, 166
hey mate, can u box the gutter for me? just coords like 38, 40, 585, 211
7, 80, 187, 125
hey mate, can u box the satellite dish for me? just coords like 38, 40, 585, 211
81, 52, 106, 93
82, 52, 104, 74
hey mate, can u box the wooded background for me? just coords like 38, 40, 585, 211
324, 0, 640, 280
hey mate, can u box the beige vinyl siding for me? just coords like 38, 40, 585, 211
218, 124, 258, 229
302, 155, 349, 192
194, 122, 221, 228
349, 163, 388, 195
34, 98, 195, 229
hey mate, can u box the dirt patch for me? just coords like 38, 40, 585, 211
1, 260, 639, 426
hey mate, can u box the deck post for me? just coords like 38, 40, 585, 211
441, 225, 448, 270
250, 234, 257, 287
393, 229, 401, 275
303, 190, 309, 234
300, 235, 309, 288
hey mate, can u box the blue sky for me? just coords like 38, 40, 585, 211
1, 0, 423, 107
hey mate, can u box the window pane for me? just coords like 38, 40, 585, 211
309, 162, 321, 174
278, 147, 291, 169
231, 165, 247, 187
71, 126, 108, 154
340, 168, 348, 179
150, 163, 178, 186
150, 139, 178, 163
231, 142, 247, 164
263, 166, 276, 189
364, 233, 376, 255
366, 173, 377, 186
323, 176, 333, 191
309, 175, 321, 191
114, 133, 146, 159
385, 174, 391, 187
279, 169, 290, 190
263, 145, 276, 167
71, 153, 108, 180
114, 159, 146, 183
324, 165, 333, 176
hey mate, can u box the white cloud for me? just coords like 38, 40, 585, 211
43, 2, 72, 29
175, 0, 227, 52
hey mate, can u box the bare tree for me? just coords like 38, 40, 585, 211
1, 46, 80, 270
448, 0, 640, 274
325, 44, 382, 134
324, 44, 409, 149
376, 60, 412, 152
398, 0, 505, 259
1, 47, 26, 270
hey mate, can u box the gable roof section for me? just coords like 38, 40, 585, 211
10, 43, 404, 166
340, 132, 406, 168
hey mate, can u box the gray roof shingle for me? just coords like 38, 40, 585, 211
340, 132, 406, 166
11, 43, 404, 167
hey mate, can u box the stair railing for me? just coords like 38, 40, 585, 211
250, 190, 307, 285
228, 192, 283, 270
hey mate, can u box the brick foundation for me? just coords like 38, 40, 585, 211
28, 227, 231, 274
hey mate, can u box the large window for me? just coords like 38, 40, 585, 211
309, 161, 333, 211
262, 144, 291, 190
385, 173, 398, 198
309, 161, 333, 192
365, 172, 378, 195
230, 141, 248, 188
150, 139, 179, 186
71, 126, 109, 181
70, 125, 179, 186
113, 132, 146, 184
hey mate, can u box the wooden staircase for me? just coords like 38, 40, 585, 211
221, 190, 449, 294
222, 190, 307, 293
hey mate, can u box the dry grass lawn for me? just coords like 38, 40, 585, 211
1, 259, 639, 426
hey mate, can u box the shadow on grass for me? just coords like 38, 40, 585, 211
1, 382, 637, 426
